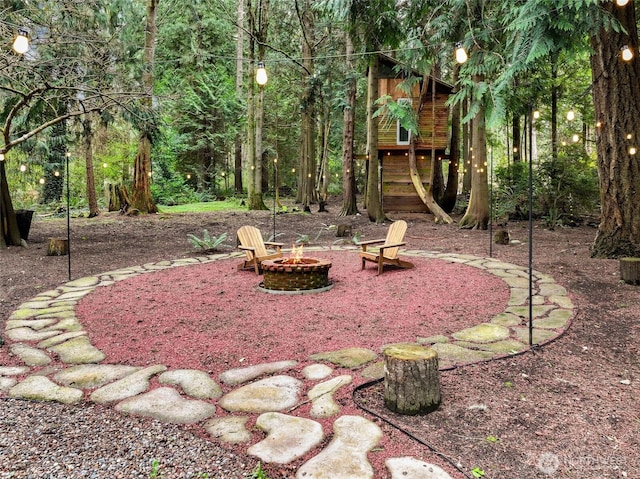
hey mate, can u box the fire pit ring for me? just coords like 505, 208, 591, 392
259, 257, 333, 294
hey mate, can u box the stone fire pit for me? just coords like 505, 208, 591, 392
259, 257, 333, 294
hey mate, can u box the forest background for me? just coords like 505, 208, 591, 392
1, 0, 639, 258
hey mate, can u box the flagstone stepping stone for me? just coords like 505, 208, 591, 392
431, 343, 495, 364
38, 331, 87, 348
65, 277, 101, 288
55, 289, 94, 301
90, 365, 167, 404
308, 375, 352, 418
9, 306, 70, 321
4, 327, 61, 342
534, 309, 573, 329
9, 343, 52, 366
502, 277, 530, 288
472, 339, 528, 354
204, 416, 252, 444
506, 305, 555, 319
159, 369, 222, 399
296, 415, 382, 479
302, 363, 333, 381
508, 288, 530, 306
248, 412, 324, 464
5, 318, 58, 330
309, 347, 378, 368
54, 364, 141, 389
452, 323, 510, 343
41, 317, 83, 332
33, 309, 77, 320
115, 387, 216, 424
9, 375, 83, 404
219, 360, 297, 386
386, 457, 453, 478
0, 366, 30, 376
538, 283, 567, 297
219, 375, 302, 413
549, 294, 574, 309
513, 326, 557, 345
0, 377, 18, 391
417, 335, 449, 345
491, 312, 522, 327
46, 336, 105, 364
361, 361, 385, 379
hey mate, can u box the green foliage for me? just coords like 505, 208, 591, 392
493, 149, 598, 223
250, 462, 270, 479
471, 467, 486, 478
187, 230, 228, 251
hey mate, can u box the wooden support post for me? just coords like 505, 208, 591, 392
383, 344, 441, 415
47, 238, 69, 256
620, 257, 640, 285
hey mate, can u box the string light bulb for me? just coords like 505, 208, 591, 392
12, 28, 29, 54
630, 146, 637, 155
566, 109, 575, 121
616, 0, 630, 6
455, 42, 468, 64
20, 164, 26, 172
572, 134, 580, 143
0, 154, 4, 162
256, 61, 268, 86
533, 110, 540, 120
621, 45, 634, 62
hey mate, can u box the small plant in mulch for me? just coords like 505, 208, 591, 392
250, 462, 270, 479
187, 230, 228, 252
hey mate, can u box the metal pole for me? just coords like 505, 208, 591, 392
489, 146, 494, 258
528, 109, 534, 346
273, 160, 276, 240
66, 152, 71, 281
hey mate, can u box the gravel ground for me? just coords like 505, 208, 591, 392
0, 397, 255, 479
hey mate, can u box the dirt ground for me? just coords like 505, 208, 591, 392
1, 196, 639, 478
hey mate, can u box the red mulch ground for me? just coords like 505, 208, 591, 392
76, 252, 509, 372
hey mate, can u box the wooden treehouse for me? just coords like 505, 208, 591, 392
376, 55, 453, 213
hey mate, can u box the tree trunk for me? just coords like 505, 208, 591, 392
550, 53, 559, 161
441, 64, 461, 213
339, 33, 359, 217
462, 98, 471, 193
459, 75, 489, 230
365, 55, 385, 223
234, 0, 244, 194
83, 116, 100, 218
247, 0, 269, 211
299, 0, 316, 211
512, 113, 521, 163
131, 0, 159, 214
384, 344, 441, 415
590, 2, 640, 258
43, 118, 66, 204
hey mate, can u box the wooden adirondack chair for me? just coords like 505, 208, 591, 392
236, 225, 284, 274
357, 220, 414, 275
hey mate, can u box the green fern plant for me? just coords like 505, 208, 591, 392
187, 230, 228, 251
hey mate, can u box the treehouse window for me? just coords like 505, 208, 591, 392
397, 98, 411, 145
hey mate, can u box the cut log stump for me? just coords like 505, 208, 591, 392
620, 257, 640, 285
47, 238, 69, 256
383, 344, 441, 415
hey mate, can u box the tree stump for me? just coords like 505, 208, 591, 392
620, 257, 640, 285
47, 238, 69, 256
383, 344, 441, 415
